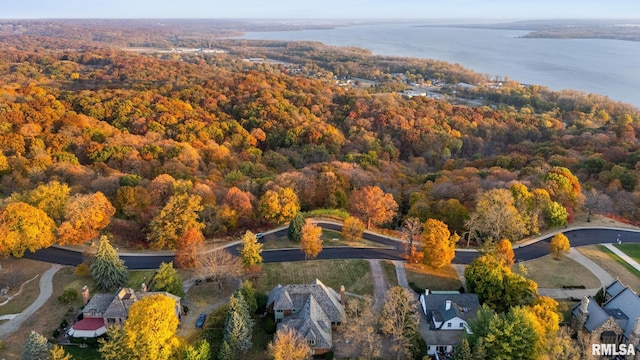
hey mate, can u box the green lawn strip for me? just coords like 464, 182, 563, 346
517, 254, 600, 288
127, 270, 156, 290
262, 229, 385, 250
614, 244, 640, 264
600, 245, 640, 279
404, 264, 462, 292
256, 260, 373, 296
381, 260, 398, 288
63, 345, 101, 360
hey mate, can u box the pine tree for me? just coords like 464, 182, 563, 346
224, 293, 254, 354
473, 338, 487, 360
287, 213, 305, 242
90, 235, 128, 291
217, 341, 234, 360
239, 230, 263, 267
23, 331, 50, 360
454, 338, 473, 360
237, 280, 258, 314
152, 262, 184, 297
182, 339, 211, 360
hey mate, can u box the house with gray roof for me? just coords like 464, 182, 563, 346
572, 281, 640, 359
69, 284, 182, 338
267, 279, 345, 355
419, 290, 480, 358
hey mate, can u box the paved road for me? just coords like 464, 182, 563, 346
0, 265, 61, 339
23, 223, 640, 269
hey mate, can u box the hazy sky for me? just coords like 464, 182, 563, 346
3, 0, 639, 19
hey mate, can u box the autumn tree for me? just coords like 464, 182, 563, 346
99, 294, 180, 360
148, 193, 204, 249
114, 185, 151, 220
181, 340, 211, 360
58, 192, 115, 245
23, 331, 50, 360
549, 233, 570, 259
380, 286, 422, 359
174, 228, 204, 269
222, 186, 254, 226
152, 262, 184, 297
341, 297, 382, 358
300, 221, 323, 260
494, 238, 515, 267
544, 201, 568, 228
342, 215, 366, 243
194, 249, 243, 290
401, 217, 422, 251
239, 230, 263, 268
49, 345, 72, 360
583, 188, 613, 222
287, 212, 305, 242
14, 180, 70, 223
422, 219, 457, 269
471, 188, 527, 243
267, 325, 311, 360
348, 186, 398, 229
259, 187, 300, 224
0, 202, 56, 257
90, 235, 128, 292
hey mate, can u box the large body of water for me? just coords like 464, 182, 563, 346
239, 23, 640, 107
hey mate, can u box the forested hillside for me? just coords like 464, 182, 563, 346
0, 20, 639, 253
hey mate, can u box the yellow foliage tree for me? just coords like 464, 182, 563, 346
348, 186, 398, 229
422, 219, 457, 269
549, 233, 570, 259
267, 326, 311, 360
259, 187, 300, 225
99, 294, 180, 360
301, 221, 323, 260
342, 216, 365, 242
58, 192, 115, 245
0, 202, 56, 257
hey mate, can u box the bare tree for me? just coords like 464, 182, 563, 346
401, 217, 422, 251
341, 297, 382, 359
194, 249, 243, 291
583, 188, 613, 222
380, 286, 421, 360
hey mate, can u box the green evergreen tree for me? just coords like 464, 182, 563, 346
287, 213, 305, 242
239, 230, 263, 267
217, 341, 234, 360
237, 280, 258, 314
90, 235, 128, 291
594, 287, 606, 306
454, 338, 473, 360
23, 331, 50, 360
224, 293, 253, 354
152, 262, 184, 297
473, 338, 486, 360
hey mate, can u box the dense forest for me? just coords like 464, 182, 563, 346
0, 20, 639, 253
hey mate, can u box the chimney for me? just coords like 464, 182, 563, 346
425, 289, 429, 296
445, 300, 452, 311
81, 286, 90, 305
340, 285, 345, 306
141, 283, 147, 293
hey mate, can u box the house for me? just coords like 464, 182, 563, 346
419, 290, 480, 358
67, 284, 182, 338
267, 279, 346, 355
572, 280, 640, 359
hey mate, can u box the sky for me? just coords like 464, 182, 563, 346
2, 0, 640, 19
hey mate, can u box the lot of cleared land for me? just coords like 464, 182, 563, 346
262, 229, 386, 250
405, 263, 462, 291
255, 259, 373, 296
578, 245, 640, 293
517, 254, 601, 289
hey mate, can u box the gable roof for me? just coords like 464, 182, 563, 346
279, 295, 332, 350
605, 280, 626, 299
572, 296, 610, 332
83, 293, 115, 315
602, 288, 640, 338
422, 293, 480, 323
89, 288, 181, 319
267, 279, 345, 323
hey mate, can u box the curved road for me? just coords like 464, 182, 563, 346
23, 222, 640, 270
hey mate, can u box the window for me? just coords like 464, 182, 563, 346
107, 318, 115, 324
447, 322, 452, 328
460, 322, 464, 328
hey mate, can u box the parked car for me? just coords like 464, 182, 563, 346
196, 313, 207, 328
256, 232, 264, 239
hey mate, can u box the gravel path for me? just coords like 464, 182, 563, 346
368, 259, 387, 312
0, 264, 61, 339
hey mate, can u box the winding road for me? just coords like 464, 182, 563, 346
23, 221, 640, 270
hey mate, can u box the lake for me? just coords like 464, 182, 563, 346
239, 23, 640, 107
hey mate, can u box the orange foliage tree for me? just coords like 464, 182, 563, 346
0, 202, 56, 257
174, 228, 204, 269
301, 221, 323, 260
58, 192, 115, 245
348, 186, 398, 229
422, 219, 457, 269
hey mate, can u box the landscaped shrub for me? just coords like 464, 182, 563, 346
256, 293, 269, 313
264, 316, 276, 334
408, 282, 425, 294
58, 289, 78, 304
324, 350, 334, 359
183, 305, 189, 314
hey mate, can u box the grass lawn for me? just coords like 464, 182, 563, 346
0, 259, 52, 316
615, 244, 640, 264
0, 266, 96, 359
63, 345, 101, 360
262, 229, 385, 250
255, 260, 373, 296
599, 246, 640, 279
405, 263, 462, 291
381, 260, 398, 288
127, 270, 156, 290
244, 315, 274, 360
578, 245, 640, 293
517, 254, 601, 288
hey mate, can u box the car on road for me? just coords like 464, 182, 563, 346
256, 232, 264, 239
196, 313, 207, 328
